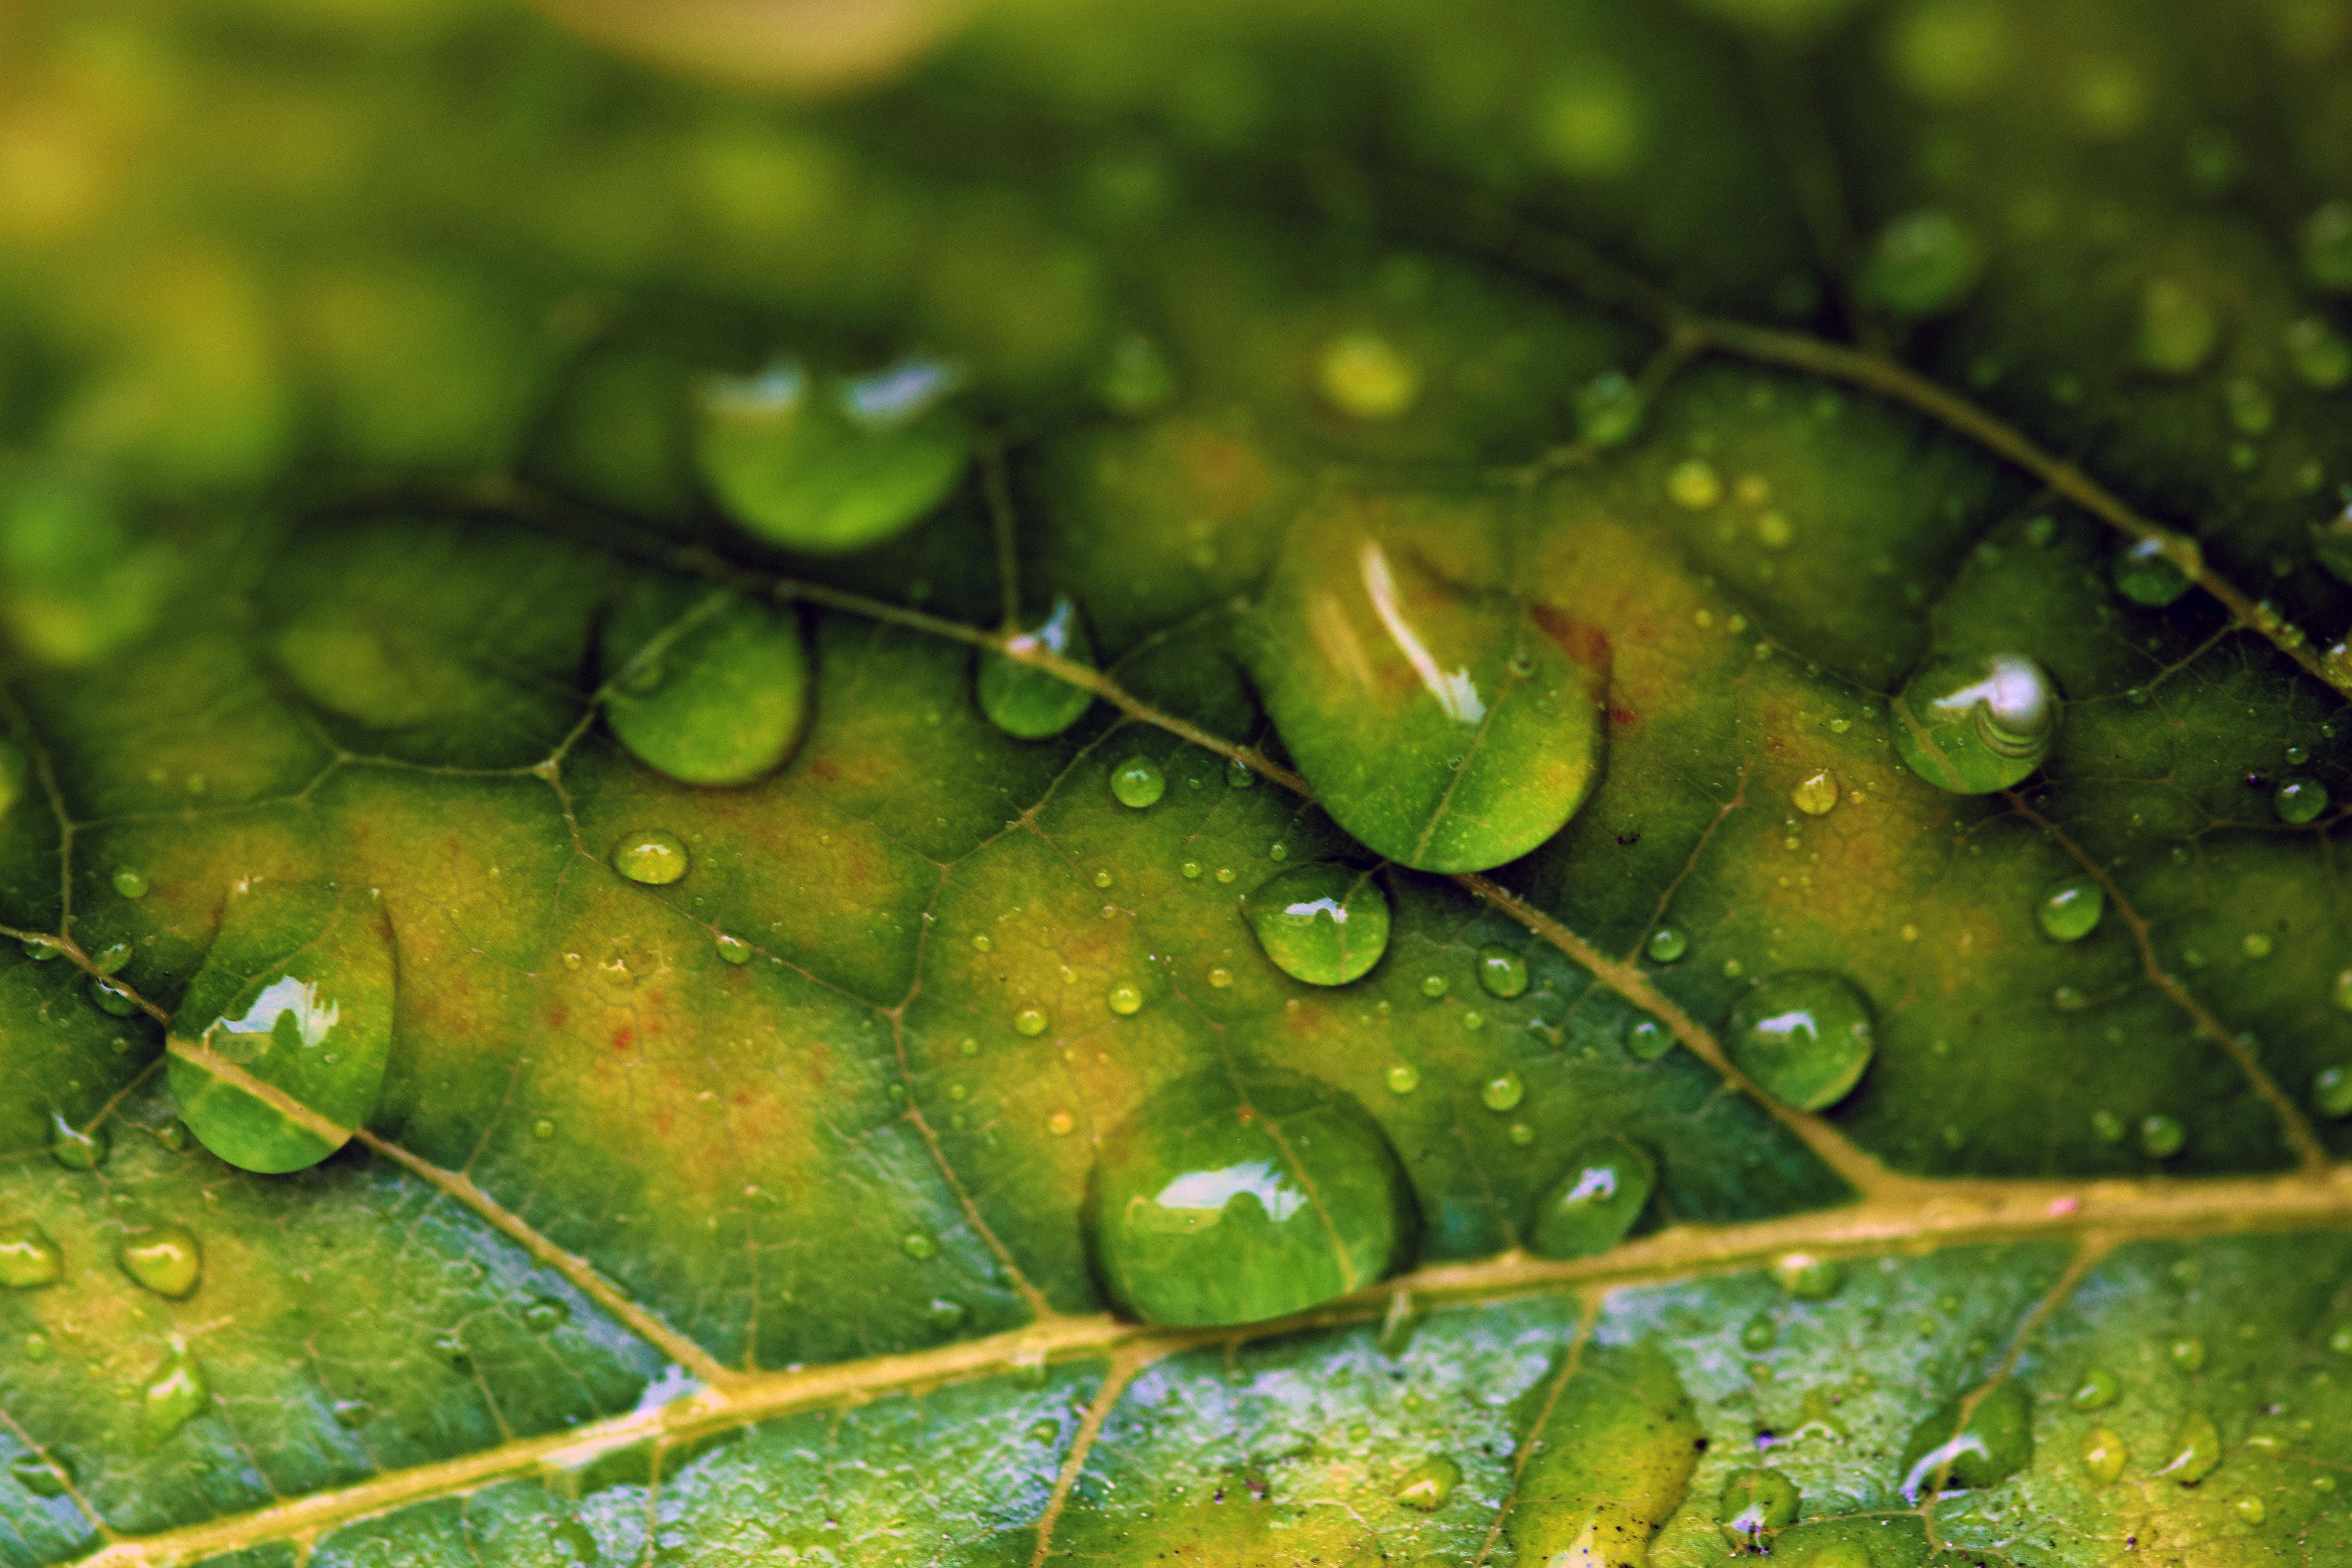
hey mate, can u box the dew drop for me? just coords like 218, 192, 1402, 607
2156, 1410, 2222, 1483
1207, 967, 1234, 989
610, 829, 690, 885
0, 1221, 65, 1290
971, 934, 993, 953
1480, 1070, 1525, 1113
1740, 1313, 1779, 1352
2169, 1336, 2206, 1373
2037, 876, 2105, 941
1668, 459, 1722, 510
1892, 652, 2058, 793
1646, 925, 1689, 964
1239, 863, 1390, 987
902, 1232, 938, 1261
522, 1296, 570, 1334
1717, 1469, 1799, 1546
599, 581, 809, 786
1789, 770, 1839, 816
1180, 860, 1202, 880
978, 596, 1096, 740
1624, 1017, 1670, 1062
1528, 1136, 1655, 1259
1013, 1007, 1048, 1036
91, 976, 142, 1016
1047, 1111, 1076, 1137
48, 1114, 107, 1171
2243, 931, 2273, 960
1224, 758, 1256, 789
2235, 1495, 2267, 1526
1393, 1454, 1462, 1511
1863, 210, 1982, 316
2068, 1368, 2120, 1410
1109, 755, 1166, 809
2111, 537, 2194, 607
2139, 1114, 2185, 1158
2080, 1426, 2127, 1483
8, 1451, 71, 1498
532, 1118, 556, 1141
91, 941, 132, 975
1898, 1381, 2033, 1500
117, 1223, 201, 1299
1772, 1252, 1846, 1300
112, 867, 149, 899
2275, 777, 2328, 824
715, 934, 752, 965
1385, 1063, 1421, 1096
1420, 973, 1450, 998
1107, 984, 1143, 1016
2314, 1064, 2352, 1118
1576, 370, 1645, 448
1475, 943, 1530, 998
141, 1347, 209, 1442
1726, 972, 1875, 1111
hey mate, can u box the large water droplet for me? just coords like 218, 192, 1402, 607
600, 580, 808, 786
1528, 1136, 1655, 1259
117, 1223, 201, 1299
694, 357, 970, 554
1109, 755, 1166, 809
2079, 1426, 2126, 1483
1862, 211, 1982, 316
2314, 1064, 2352, 1118
1508, 1343, 1698, 1568
610, 829, 690, 885
978, 595, 1096, 740
2275, 777, 2328, 825
1240, 862, 1391, 986
1717, 1469, 1800, 1548
1790, 770, 1839, 816
0, 1221, 64, 1290
1892, 652, 2058, 793
2037, 876, 2105, 941
1083, 1067, 1415, 1327
141, 1347, 209, 1443
48, 1113, 107, 1170
1726, 972, 1875, 1112
1393, 1455, 1462, 1511
2111, 538, 2193, 607
1243, 502, 1606, 873
2156, 1410, 2221, 1483
1897, 1381, 2033, 1500
167, 882, 396, 1174
1475, 943, 1530, 998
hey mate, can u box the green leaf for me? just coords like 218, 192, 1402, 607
3, 1, 2352, 1566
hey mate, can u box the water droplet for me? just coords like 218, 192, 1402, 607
117, 1223, 201, 1299
1740, 1312, 1779, 1352
2304, 200, 2352, 290
1267, 841, 1289, 862
1109, 755, 1166, 809
1239, 862, 1391, 987
2037, 876, 2105, 941
91, 941, 132, 975
89, 975, 141, 1016
2137, 279, 2220, 375
1385, 1063, 1421, 1096
1575, 370, 1645, 448
49, 1114, 107, 1170
610, 829, 689, 885
1244, 516, 1606, 873
9, 1451, 72, 1499
1475, 943, 1530, 998
1107, 983, 1143, 1016
142, 1347, 209, 1442
601, 582, 808, 785
1892, 652, 2058, 793
1180, 860, 1202, 880
0, 1221, 64, 1290
1717, 1469, 1799, 1546
1771, 1252, 1846, 1299
1624, 1017, 1671, 1061
1419, 973, 1450, 998
2069, 1368, 2120, 1410
695, 356, 970, 553
1726, 972, 1875, 1111
2243, 931, 2274, 959
1667, 459, 1723, 511
978, 596, 1096, 740
1646, 926, 1688, 964
1224, 758, 1256, 789
1790, 770, 1839, 816
2079, 1425, 2127, 1483
1393, 1454, 1461, 1511
2139, 1114, 2185, 1158
1207, 967, 1233, 988
532, 1117, 556, 1140
2314, 1064, 2352, 1117
1317, 334, 1420, 421
522, 1296, 570, 1333
2169, 1336, 2205, 1373
2157, 1410, 2222, 1483
1528, 1136, 1655, 1259
1047, 1111, 1076, 1137
166, 882, 396, 1174
1863, 210, 1982, 316
1014, 1007, 1048, 1036
111, 867, 149, 899
2235, 1494, 2267, 1525
2110, 537, 2194, 607
2275, 777, 2328, 824
152, 1118, 191, 1152
2285, 315, 2352, 390
1084, 1066, 1414, 1326
902, 1232, 937, 1260
714, 934, 753, 966
1898, 1381, 2033, 1500
1481, 1071, 1525, 1112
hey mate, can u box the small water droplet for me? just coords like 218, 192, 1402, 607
1898, 1381, 2033, 1500
111, 867, 149, 899
1529, 1136, 1655, 1258
1384, 1063, 1421, 1095
2139, 1114, 2185, 1158
2037, 876, 2105, 941
532, 1118, 556, 1140
1772, 1252, 1846, 1299
1180, 860, 1202, 879
1107, 984, 1143, 1016
522, 1296, 570, 1334
118, 1224, 202, 1299
141, 1347, 209, 1442
1727, 972, 1875, 1111
2069, 1368, 2120, 1409
1893, 653, 2058, 793
1419, 973, 1449, 998
1475, 944, 1530, 999
610, 829, 690, 885
1864, 209, 1982, 316
2243, 931, 2274, 959
1790, 770, 1839, 816
1109, 755, 1166, 809
1393, 1454, 1462, 1511
1014, 1007, 1048, 1036
1668, 460, 1722, 511
2169, 1336, 2206, 1373
2314, 1064, 2352, 1117
2235, 1494, 2267, 1526
1717, 1469, 1799, 1546
1091, 868, 1114, 889
48, 1114, 107, 1170
1480, 1070, 1524, 1112
2080, 1426, 2127, 1483
1047, 1111, 1076, 1136
715, 934, 752, 965
1208, 967, 1233, 988
0, 1221, 65, 1290
978, 596, 1096, 740
1317, 334, 1420, 421
901, 1232, 937, 1261
1646, 926, 1688, 964
1575, 370, 1645, 447
2156, 1410, 2222, 1482
1623, 1017, 1670, 1062
2275, 777, 2328, 824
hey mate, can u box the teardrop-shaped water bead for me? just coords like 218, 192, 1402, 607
601, 578, 808, 786
1240, 862, 1391, 986
166, 882, 396, 1174
1242, 495, 1606, 872
1892, 652, 2058, 794
977, 595, 1096, 740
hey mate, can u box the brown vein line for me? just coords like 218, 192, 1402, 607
64, 1168, 2352, 1568
347, 1130, 733, 1387
165, 1042, 357, 1152
0, 1403, 111, 1541
1025, 1343, 1158, 1568
1467, 1292, 1597, 1568
1450, 872, 1905, 1198
1687, 316, 2347, 695
2005, 791, 2331, 1176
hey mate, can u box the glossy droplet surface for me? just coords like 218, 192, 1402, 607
167, 882, 397, 1175
1109, 755, 1166, 809
1475, 943, 1530, 998
48, 1114, 106, 1170
1892, 652, 2058, 793
1084, 1066, 1414, 1327
1726, 971, 1875, 1112
600, 579, 808, 786
1647, 926, 1688, 964
142, 1347, 208, 1443
1772, 1252, 1846, 1299
9, 1451, 71, 1499
117, 1223, 202, 1299
2068, 1368, 2119, 1409
2140, 1114, 2185, 1158
2316, 1065, 2352, 1118
1528, 1135, 1655, 1259
1393, 1455, 1461, 1511
1481, 1071, 1525, 1112
112, 867, 149, 899
2275, 777, 2328, 825
1107, 983, 1143, 1016
2080, 1426, 2126, 1483
1240, 862, 1391, 987
1243, 499, 1606, 873
2112, 538, 2193, 607
694, 357, 969, 554
1014, 1006, 1048, 1036
1897, 1381, 2033, 1500
1717, 1469, 1800, 1545
0, 1221, 64, 1289
611, 829, 690, 885
977, 596, 1096, 740
2157, 1410, 2222, 1483
2235, 1495, 2267, 1525
1624, 1017, 1671, 1061
2037, 876, 2105, 941
1790, 770, 1838, 816
1863, 210, 1982, 316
